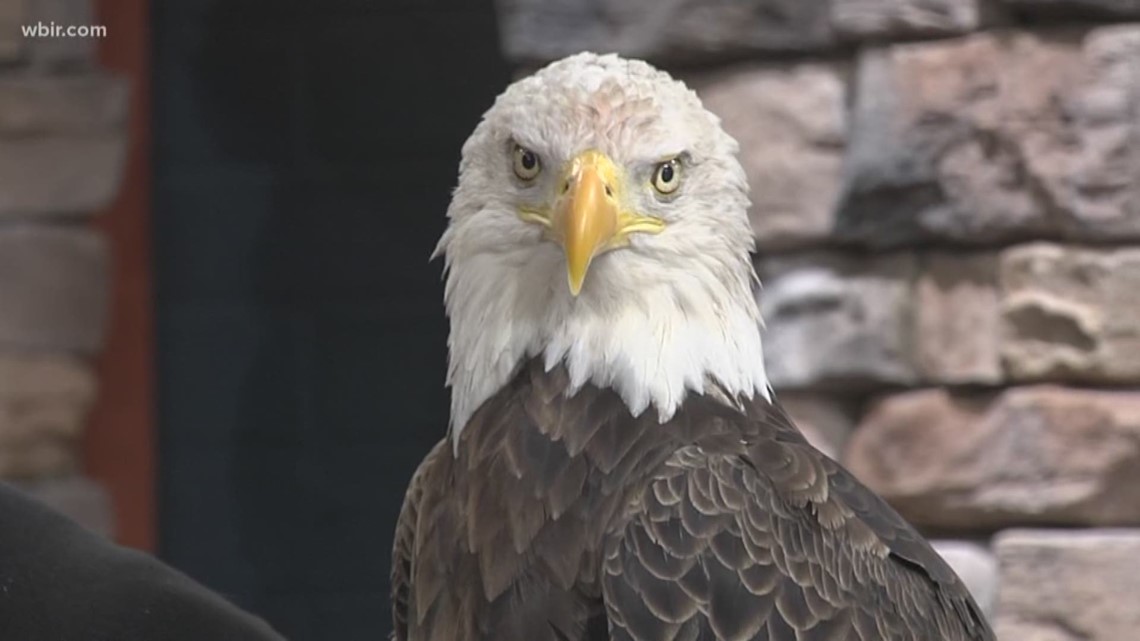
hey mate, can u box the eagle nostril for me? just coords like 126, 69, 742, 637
604, 184, 613, 198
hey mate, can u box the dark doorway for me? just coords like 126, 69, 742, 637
152, 2, 510, 638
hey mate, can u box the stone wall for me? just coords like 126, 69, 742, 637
496, 1, 1140, 638
0, 0, 126, 535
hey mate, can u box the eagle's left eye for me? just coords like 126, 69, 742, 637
513, 145, 541, 181
652, 159, 681, 194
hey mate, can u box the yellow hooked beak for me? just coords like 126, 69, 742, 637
545, 151, 664, 295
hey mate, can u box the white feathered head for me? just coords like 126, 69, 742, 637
435, 53, 770, 443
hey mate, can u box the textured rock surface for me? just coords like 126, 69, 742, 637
694, 63, 847, 250
778, 393, 856, 460
0, 355, 96, 479
840, 27, 1140, 247
931, 540, 998, 618
995, 529, 1140, 640
0, 226, 108, 352
832, 0, 983, 39
845, 386, 1140, 528
1000, 243, 1140, 383
758, 252, 917, 389
916, 252, 1002, 384
15, 475, 113, 536
0, 136, 126, 216
496, 0, 835, 64
0, 74, 128, 134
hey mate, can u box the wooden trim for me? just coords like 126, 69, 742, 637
85, 0, 155, 551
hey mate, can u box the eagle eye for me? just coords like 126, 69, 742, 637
652, 159, 681, 194
512, 145, 541, 181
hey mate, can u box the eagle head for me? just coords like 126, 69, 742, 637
434, 53, 770, 445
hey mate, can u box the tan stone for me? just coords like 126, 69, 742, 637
496, 0, 835, 64
916, 253, 1002, 384
844, 386, 1140, 529
758, 252, 918, 390
832, 0, 982, 39
0, 73, 128, 135
1000, 243, 1140, 383
995, 529, 1140, 641
777, 392, 856, 460
0, 0, 23, 61
0, 354, 96, 479
840, 27, 1140, 247
0, 135, 126, 216
0, 225, 108, 352
693, 63, 847, 250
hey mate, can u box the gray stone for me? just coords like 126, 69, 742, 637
839, 27, 1140, 247
0, 135, 126, 216
758, 252, 918, 390
0, 354, 96, 479
832, 0, 982, 39
777, 393, 856, 460
495, 0, 835, 65
931, 540, 998, 618
0, 225, 108, 353
15, 475, 112, 537
1000, 0, 1140, 17
24, 0, 99, 68
1000, 243, 1140, 383
845, 386, 1140, 529
0, 73, 128, 135
995, 529, 1140, 640
0, 0, 23, 61
916, 253, 1002, 384
693, 63, 848, 250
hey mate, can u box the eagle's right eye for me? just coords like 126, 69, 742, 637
513, 145, 541, 181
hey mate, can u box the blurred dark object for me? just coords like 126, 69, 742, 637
152, 1, 510, 639
0, 482, 286, 640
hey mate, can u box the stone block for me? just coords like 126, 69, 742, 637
0, 135, 126, 216
931, 540, 998, 618
0, 73, 128, 135
0, 354, 96, 479
693, 63, 848, 250
915, 253, 1002, 384
1000, 243, 1140, 383
844, 386, 1140, 529
840, 27, 1140, 247
995, 529, 1140, 640
832, 0, 982, 40
0, 0, 23, 61
495, 0, 835, 64
758, 252, 918, 390
14, 475, 112, 536
0, 225, 108, 353
777, 392, 856, 460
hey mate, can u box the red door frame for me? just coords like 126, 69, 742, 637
85, 0, 155, 552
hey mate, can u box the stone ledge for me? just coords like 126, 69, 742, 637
995, 528, 1140, 640
844, 386, 1140, 529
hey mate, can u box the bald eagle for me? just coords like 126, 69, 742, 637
391, 53, 994, 641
